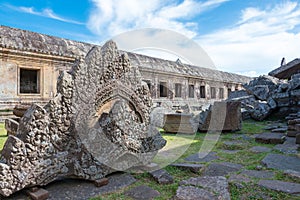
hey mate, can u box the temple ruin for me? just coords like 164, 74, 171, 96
0, 25, 251, 121
0, 40, 166, 197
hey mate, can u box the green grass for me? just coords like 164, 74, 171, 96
91, 119, 299, 199
0, 122, 7, 150
0, 119, 297, 200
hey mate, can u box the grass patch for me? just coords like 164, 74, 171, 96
236, 119, 267, 134
230, 183, 299, 200
0, 122, 7, 150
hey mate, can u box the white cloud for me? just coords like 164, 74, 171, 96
87, 0, 230, 40
7, 5, 84, 25
198, 1, 300, 75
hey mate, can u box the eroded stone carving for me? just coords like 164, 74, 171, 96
0, 40, 166, 197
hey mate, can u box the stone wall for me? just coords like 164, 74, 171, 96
0, 25, 251, 120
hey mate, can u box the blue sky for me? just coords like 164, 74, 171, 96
1, 0, 300, 77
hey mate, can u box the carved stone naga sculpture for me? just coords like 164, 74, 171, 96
0, 40, 166, 197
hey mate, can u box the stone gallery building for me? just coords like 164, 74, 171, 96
0, 26, 251, 120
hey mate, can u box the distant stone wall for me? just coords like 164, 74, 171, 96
0, 25, 251, 120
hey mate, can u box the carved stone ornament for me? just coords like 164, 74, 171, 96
0, 40, 166, 197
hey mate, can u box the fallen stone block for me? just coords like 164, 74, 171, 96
149, 169, 174, 184
163, 113, 197, 134
4, 118, 19, 136
255, 132, 285, 144
288, 118, 300, 125
94, 178, 109, 187
26, 188, 49, 200
287, 130, 298, 137
296, 133, 300, 144
0, 41, 166, 197
199, 101, 242, 132
170, 163, 204, 173
271, 127, 287, 133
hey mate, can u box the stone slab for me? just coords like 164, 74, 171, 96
273, 143, 299, 154
249, 146, 272, 153
257, 180, 300, 195
179, 176, 230, 200
297, 133, 300, 144
170, 163, 204, 173
184, 152, 219, 163
271, 127, 288, 133
228, 174, 251, 183
255, 132, 285, 144
264, 125, 279, 130
283, 170, 300, 181
174, 186, 217, 200
240, 170, 275, 179
288, 118, 300, 125
261, 154, 300, 172
203, 162, 243, 176
3, 173, 136, 200
124, 185, 160, 200
149, 169, 174, 184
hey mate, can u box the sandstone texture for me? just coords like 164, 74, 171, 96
228, 75, 300, 120
0, 41, 166, 196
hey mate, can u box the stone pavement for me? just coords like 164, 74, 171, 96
1, 122, 300, 199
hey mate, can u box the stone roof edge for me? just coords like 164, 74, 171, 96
269, 58, 300, 77
0, 25, 251, 83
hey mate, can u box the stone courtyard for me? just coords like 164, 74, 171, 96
0, 117, 299, 199
0, 25, 299, 200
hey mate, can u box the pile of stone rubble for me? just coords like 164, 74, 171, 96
228, 74, 300, 121
286, 112, 300, 144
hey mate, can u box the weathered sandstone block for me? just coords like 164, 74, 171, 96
0, 41, 166, 196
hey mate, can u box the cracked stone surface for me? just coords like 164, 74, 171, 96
179, 176, 230, 200
124, 185, 160, 200
203, 162, 243, 176
261, 154, 300, 172
174, 186, 217, 200
0, 41, 166, 197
